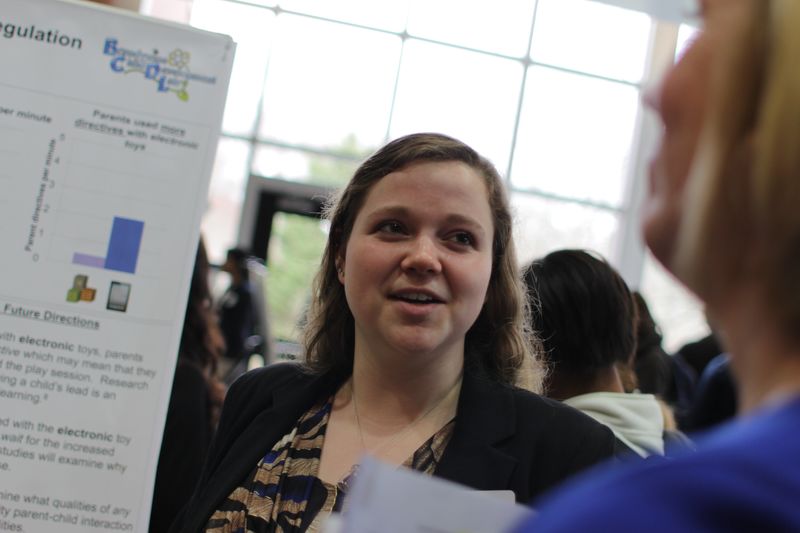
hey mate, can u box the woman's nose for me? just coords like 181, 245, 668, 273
400, 236, 442, 275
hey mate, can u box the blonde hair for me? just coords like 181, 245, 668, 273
675, 1, 800, 339
302, 133, 544, 391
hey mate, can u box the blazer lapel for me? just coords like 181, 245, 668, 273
184, 368, 343, 531
435, 370, 519, 490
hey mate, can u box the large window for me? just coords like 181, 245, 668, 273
146, 0, 708, 352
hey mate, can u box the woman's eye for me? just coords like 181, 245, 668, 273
378, 221, 404, 234
451, 232, 474, 246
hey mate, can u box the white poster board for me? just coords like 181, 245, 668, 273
0, 1, 234, 531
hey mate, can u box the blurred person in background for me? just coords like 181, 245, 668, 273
631, 291, 697, 429
673, 327, 723, 379
217, 247, 257, 382
524, 249, 689, 458
150, 237, 226, 532
630, 292, 674, 400
684, 352, 738, 432
514, 1, 800, 530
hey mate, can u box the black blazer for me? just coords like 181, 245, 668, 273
170, 362, 616, 532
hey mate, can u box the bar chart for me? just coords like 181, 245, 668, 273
72, 216, 145, 274
0, 80, 210, 321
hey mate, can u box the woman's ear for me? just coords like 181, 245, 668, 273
336, 259, 345, 284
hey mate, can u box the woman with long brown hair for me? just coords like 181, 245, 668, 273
170, 133, 616, 532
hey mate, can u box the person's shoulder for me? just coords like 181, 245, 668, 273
517, 457, 696, 532
233, 360, 309, 384
226, 361, 311, 400
500, 386, 618, 497
213, 362, 319, 438
236, 281, 255, 298
520, 405, 800, 532
509, 386, 612, 433
504, 386, 618, 465
526, 446, 800, 532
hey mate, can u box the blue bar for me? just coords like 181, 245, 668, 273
104, 217, 144, 274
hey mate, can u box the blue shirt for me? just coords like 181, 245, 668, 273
513, 396, 800, 533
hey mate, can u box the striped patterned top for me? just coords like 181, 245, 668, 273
205, 397, 455, 532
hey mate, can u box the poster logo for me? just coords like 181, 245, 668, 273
103, 38, 218, 101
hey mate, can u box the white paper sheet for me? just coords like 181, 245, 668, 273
339, 456, 535, 533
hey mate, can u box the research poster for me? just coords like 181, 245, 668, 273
0, 1, 234, 531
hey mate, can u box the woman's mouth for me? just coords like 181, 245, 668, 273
390, 290, 443, 305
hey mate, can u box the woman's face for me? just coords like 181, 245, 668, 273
339, 160, 494, 364
642, 0, 749, 267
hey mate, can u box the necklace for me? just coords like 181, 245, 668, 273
350, 376, 460, 457
338, 376, 460, 491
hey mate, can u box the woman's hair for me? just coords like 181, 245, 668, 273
179, 238, 227, 427
675, 1, 800, 339
302, 132, 543, 390
523, 250, 636, 387
632, 291, 662, 356
631, 291, 673, 398
180, 238, 224, 376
